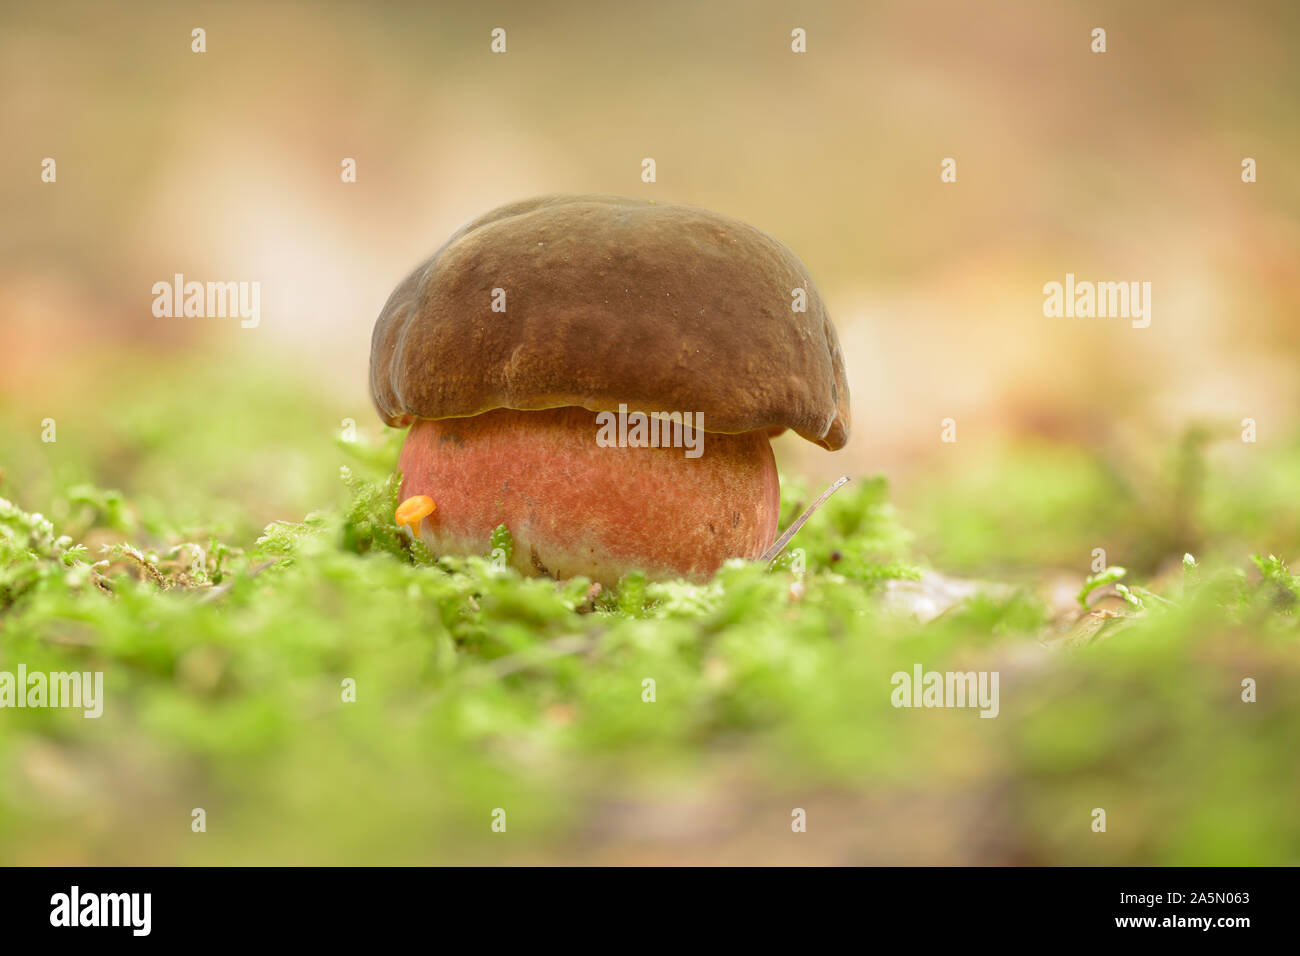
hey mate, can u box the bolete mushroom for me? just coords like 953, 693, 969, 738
370, 194, 849, 584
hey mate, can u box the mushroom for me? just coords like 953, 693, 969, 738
370, 194, 849, 584
394, 494, 435, 538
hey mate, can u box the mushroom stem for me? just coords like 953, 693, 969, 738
396, 408, 779, 583
760, 476, 850, 565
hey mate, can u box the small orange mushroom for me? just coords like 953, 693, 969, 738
395, 494, 436, 538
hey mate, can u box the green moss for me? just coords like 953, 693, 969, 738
1, 364, 1298, 864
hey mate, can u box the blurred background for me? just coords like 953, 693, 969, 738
1, 0, 1299, 865
3, 0, 1299, 572
4, 0, 1300, 551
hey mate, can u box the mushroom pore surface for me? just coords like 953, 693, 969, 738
397, 407, 780, 584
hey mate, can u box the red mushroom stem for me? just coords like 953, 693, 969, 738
396, 406, 779, 584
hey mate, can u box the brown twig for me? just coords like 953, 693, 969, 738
760, 475, 850, 564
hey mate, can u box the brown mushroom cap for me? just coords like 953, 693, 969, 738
369, 194, 850, 450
